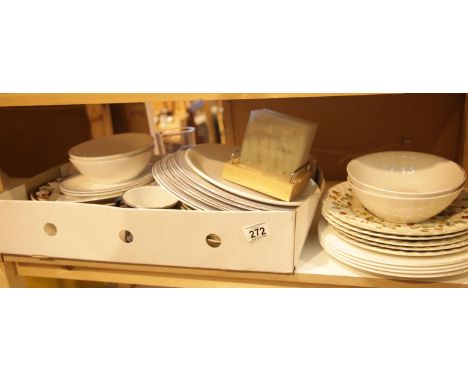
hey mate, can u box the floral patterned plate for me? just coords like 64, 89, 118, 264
322, 182, 468, 236
322, 207, 468, 242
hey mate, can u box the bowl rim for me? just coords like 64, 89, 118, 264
69, 133, 154, 162
349, 180, 463, 201
70, 145, 153, 164
346, 151, 466, 196
347, 173, 465, 197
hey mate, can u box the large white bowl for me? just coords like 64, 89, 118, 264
69, 133, 154, 162
350, 182, 462, 224
70, 147, 153, 184
347, 151, 465, 197
347, 175, 459, 199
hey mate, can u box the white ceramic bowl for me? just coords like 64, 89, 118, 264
350, 182, 463, 224
123, 186, 179, 209
347, 151, 465, 197
69, 133, 154, 162
70, 147, 153, 184
347, 175, 459, 199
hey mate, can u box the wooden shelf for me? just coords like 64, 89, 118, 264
2, 215, 468, 288
0, 93, 373, 107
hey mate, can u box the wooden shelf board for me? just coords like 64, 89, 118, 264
3, 222, 468, 287
0, 93, 375, 107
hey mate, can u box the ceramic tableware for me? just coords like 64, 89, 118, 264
122, 186, 179, 209
69, 133, 154, 162
318, 219, 468, 279
321, 206, 468, 240
322, 182, 468, 236
172, 148, 292, 211
347, 151, 465, 197
60, 163, 154, 196
70, 146, 153, 185
349, 180, 462, 223
185, 143, 319, 206
322, 211, 468, 247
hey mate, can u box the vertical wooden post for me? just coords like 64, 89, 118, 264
221, 100, 237, 145
0, 169, 7, 192
85, 104, 114, 139
0, 258, 27, 288
463, 94, 468, 188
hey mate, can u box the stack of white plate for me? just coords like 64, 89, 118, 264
320, 182, 468, 279
152, 144, 320, 211
58, 163, 155, 201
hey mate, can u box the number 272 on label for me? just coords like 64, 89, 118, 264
242, 222, 270, 243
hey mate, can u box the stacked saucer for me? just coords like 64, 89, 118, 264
59, 163, 155, 200
320, 182, 468, 279
152, 144, 320, 211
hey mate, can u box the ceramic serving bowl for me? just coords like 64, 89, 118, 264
350, 181, 463, 224
69, 133, 154, 162
123, 186, 179, 209
70, 147, 153, 184
347, 151, 465, 197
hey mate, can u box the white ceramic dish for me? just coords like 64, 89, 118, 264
172, 148, 291, 211
321, 205, 468, 240
123, 186, 179, 209
330, 224, 468, 257
319, 219, 468, 267
69, 133, 154, 162
153, 159, 217, 211
322, 211, 468, 247
328, 249, 468, 278
350, 181, 462, 223
60, 164, 154, 196
160, 155, 238, 211
323, 182, 468, 236
185, 143, 319, 207
347, 151, 465, 196
70, 147, 153, 184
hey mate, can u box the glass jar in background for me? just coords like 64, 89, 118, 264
159, 126, 196, 154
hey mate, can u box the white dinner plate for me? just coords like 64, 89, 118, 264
326, 248, 468, 279
152, 159, 215, 211
60, 163, 154, 196
160, 155, 241, 211
318, 219, 468, 267
185, 143, 319, 206
319, 220, 468, 278
172, 148, 291, 211
330, 226, 468, 257
326, 244, 468, 273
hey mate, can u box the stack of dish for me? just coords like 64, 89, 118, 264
346, 151, 466, 223
320, 182, 468, 279
32, 133, 156, 204
59, 163, 154, 201
152, 143, 320, 211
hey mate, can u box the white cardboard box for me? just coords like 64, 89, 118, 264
0, 164, 324, 273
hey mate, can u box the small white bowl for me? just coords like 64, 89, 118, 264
347, 151, 465, 197
350, 182, 463, 224
69, 133, 154, 162
123, 186, 179, 209
70, 147, 153, 184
